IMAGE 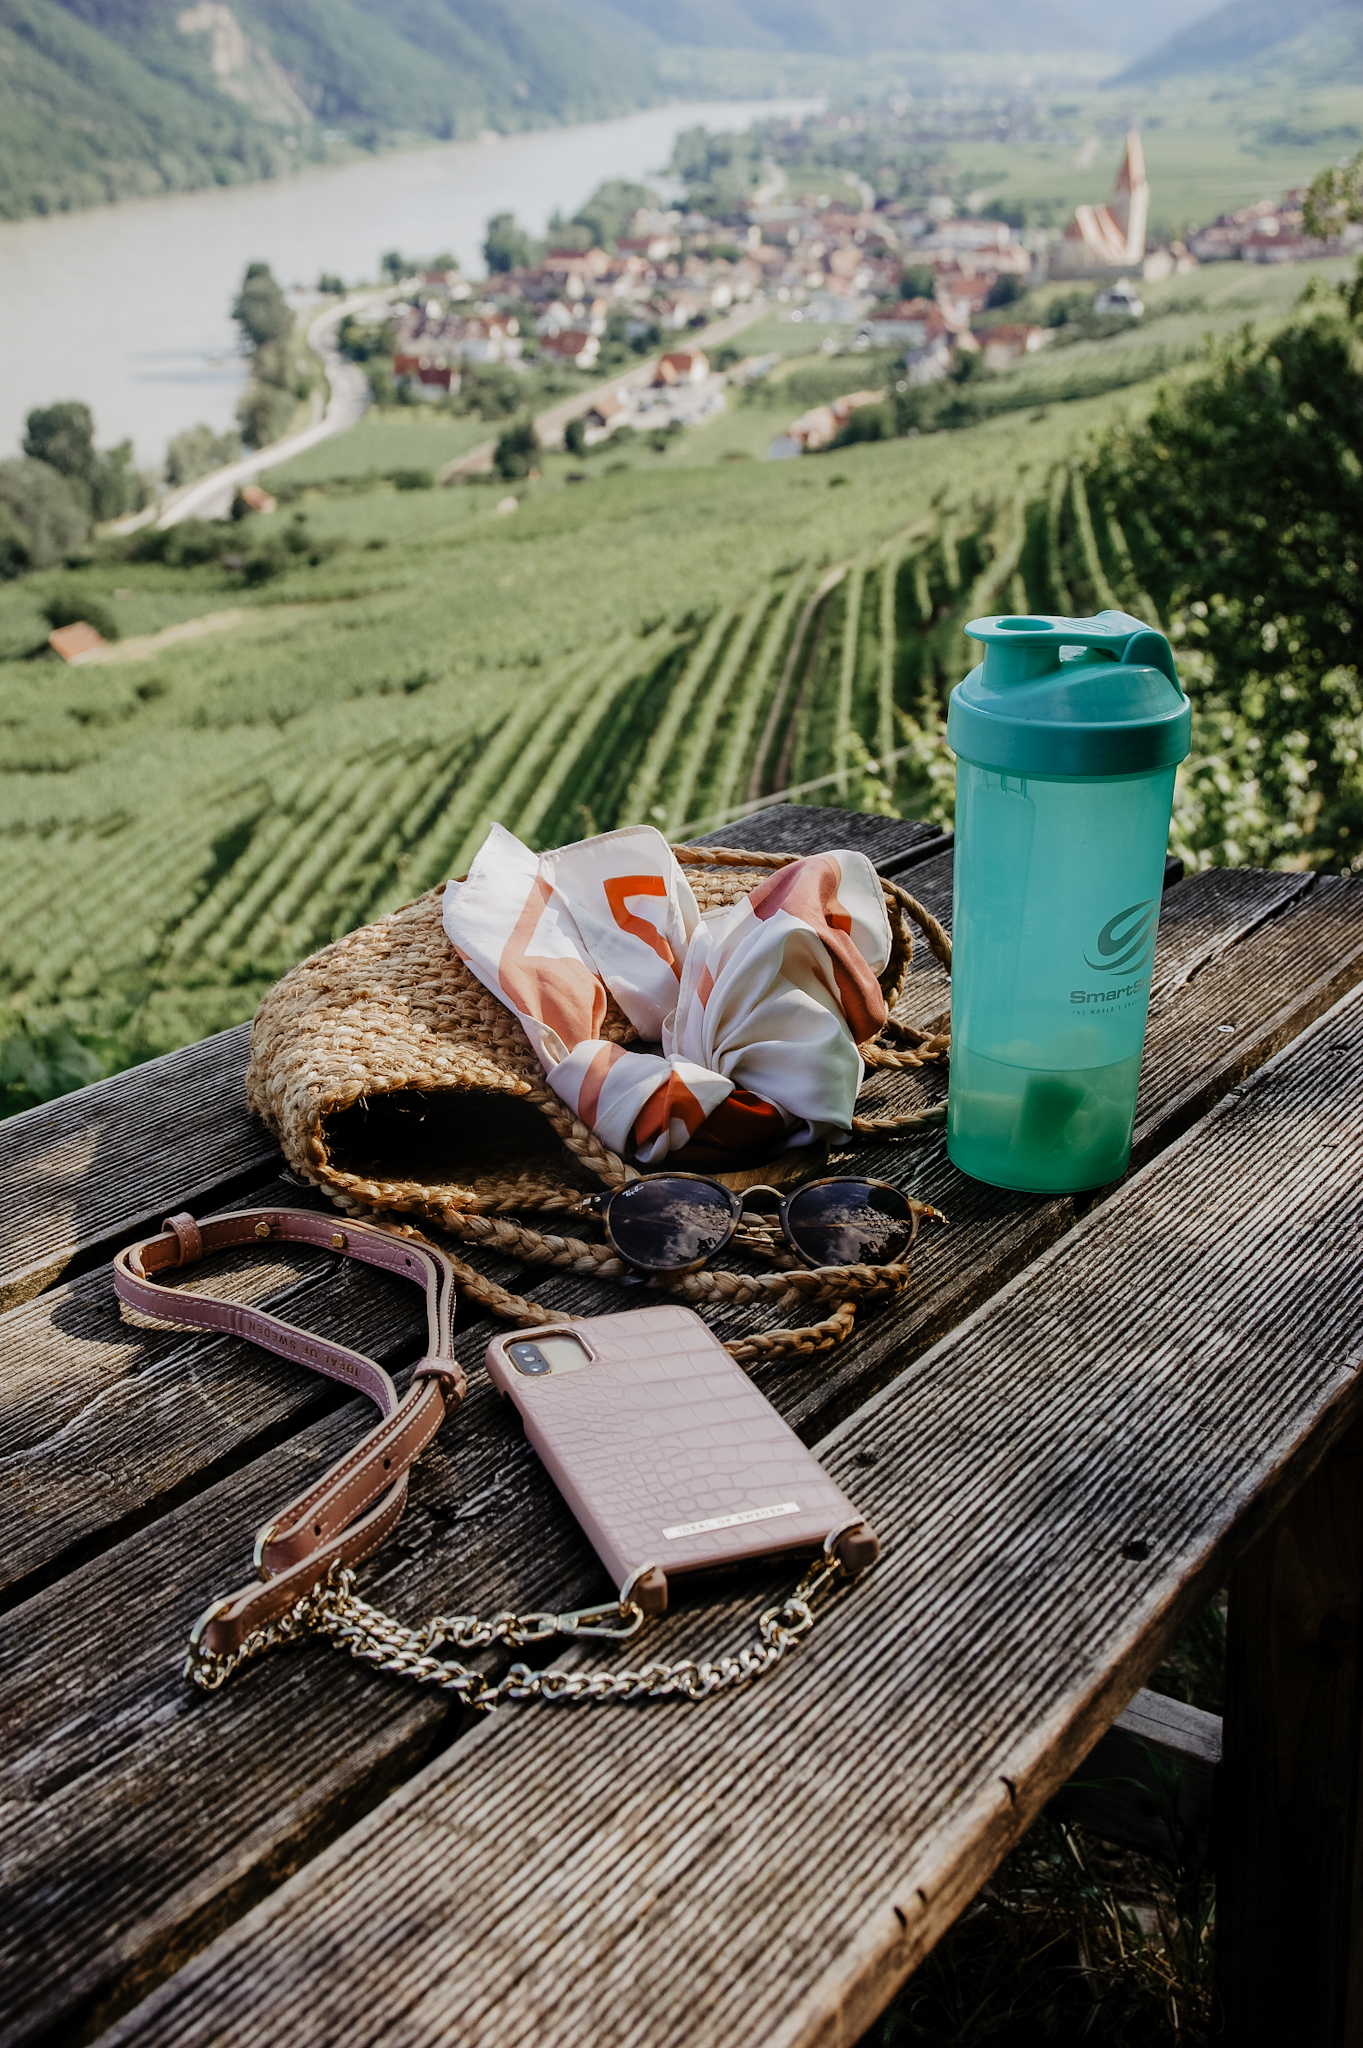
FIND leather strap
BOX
[112,1207,467,1659]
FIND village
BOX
[374,129,1358,463]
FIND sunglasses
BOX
[587,1173,926,1276]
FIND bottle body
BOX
[947,759,1177,1192]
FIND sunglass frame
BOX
[593,1172,915,1276]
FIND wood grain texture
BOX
[0,1180,431,1608]
[768,864,1354,1438]
[695,805,950,869]
[0,865,1333,1616]
[96,977,1363,2048]
[1,819,1356,2048]
[0,1024,272,1311]
[1218,1416,1363,2044]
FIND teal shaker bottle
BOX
[945,611,1192,1193]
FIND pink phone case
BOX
[485,1303,878,1612]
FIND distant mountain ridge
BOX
[570,0,1089,54]
[0,0,654,220]
[1119,0,1362,79]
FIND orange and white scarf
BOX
[443,823,890,1167]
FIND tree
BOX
[232,262,291,350]
[670,126,761,217]
[165,423,242,488]
[21,404,146,522]
[0,458,89,577]
[1088,294,1363,866]
[494,419,540,479]
[0,500,29,581]
[380,250,408,280]
[570,179,659,252]
[88,440,145,522]
[985,274,1024,310]
[483,212,538,274]
[22,401,96,484]
[1304,151,1363,238]
[564,416,587,457]
[900,262,935,301]
[237,382,295,451]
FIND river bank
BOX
[0,100,817,471]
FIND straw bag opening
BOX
[324,1086,601,1190]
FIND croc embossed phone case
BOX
[485,1304,878,1613]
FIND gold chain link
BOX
[185,1553,847,1707]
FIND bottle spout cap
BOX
[950,611,1191,776]
[965,610,1170,688]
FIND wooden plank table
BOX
[2,804,1361,2048]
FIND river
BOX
[0,100,814,471]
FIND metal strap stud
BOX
[331,1232,346,1250]
[255,1221,271,1239]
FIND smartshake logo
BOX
[1071,899,1157,1006]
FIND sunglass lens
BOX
[785,1181,914,1266]
[606,1178,736,1271]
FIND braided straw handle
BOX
[381,1196,940,1370]
[396,842,953,1366]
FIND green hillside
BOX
[0,0,654,220]
[1120,0,1359,81]
[1,251,1357,1110]
[568,0,1086,55]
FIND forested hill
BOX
[1119,0,1363,80]
[564,0,1085,55]
[0,0,655,221]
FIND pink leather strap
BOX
[113,1207,467,1657]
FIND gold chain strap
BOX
[185,1551,848,1706]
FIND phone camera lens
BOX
[508,1342,552,1376]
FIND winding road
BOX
[109,293,381,533]
[112,288,780,527]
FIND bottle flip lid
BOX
[947,611,1192,777]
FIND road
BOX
[108,293,382,534]
[436,293,780,482]
[108,289,781,524]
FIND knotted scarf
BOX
[443,823,890,1168]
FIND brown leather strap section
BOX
[112,1207,468,1657]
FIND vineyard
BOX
[3,257,1358,1101]
[0,458,1177,1072]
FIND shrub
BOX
[133,518,235,569]
[0,458,89,576]
[494,420,540,480]
[0,1027,103,1113]
[43,585,119,641]
[391,468,435,490]
[166,424,241,488]
[237,382,296,451]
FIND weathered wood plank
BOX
[696,804,950,869]
[769,864,1345,1437]
[0,874,1355,2048]
[0,863,1320,1606]
[0,1023,272,1311]
[95,977,1363,2048]
[1217,1416,1363,2043]
[0,1179,428,1610]
[1049,1687,1221,1863]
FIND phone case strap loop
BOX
[113,1207,465,1664]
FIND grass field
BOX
[0,253,1346,1089]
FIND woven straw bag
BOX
[247,843,950,1363]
